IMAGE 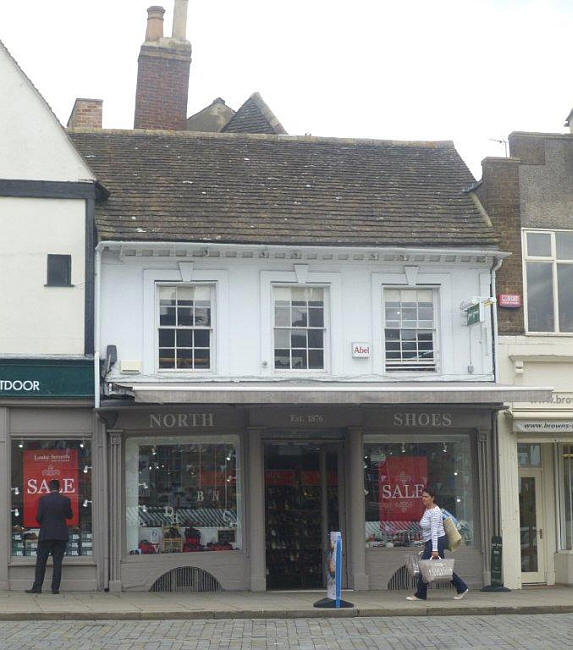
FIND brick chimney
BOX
[134,2,192,131]
[67,98,103,129]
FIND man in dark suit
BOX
[25,479,73,594]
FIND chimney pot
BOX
[145,5,165,42]
[172,0,189,40]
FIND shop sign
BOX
[23,450,79,527]
[514,420,573,433]
[392,412,453,427]
[149,412,215,429]
[378,456,428,521]
[498,294,521,309]
[352,342,370,358]
[466,303,482,326]
[0,360,93,399]
[327,531,343,605]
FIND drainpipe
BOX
[490,255,504,537]
[94,244,102,409]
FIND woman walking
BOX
[406,486,469,601]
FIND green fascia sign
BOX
[0,359,94,399]
[466,303,481,326]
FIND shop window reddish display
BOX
[10,439,93,557]
[125,436,241,554]
[363,436,474,549]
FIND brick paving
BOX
[0,614,572,649]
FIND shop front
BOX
[500,391,573,588]
[101,395,514,593]
[0,359,101,591]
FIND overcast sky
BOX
[2,0,572,177]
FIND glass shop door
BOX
[519,468,546,583]
[264,442,342,590]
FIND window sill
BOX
[123,549,243,561]
[44,283,75,288]
[525,332,573,337]
[10,556,95,565]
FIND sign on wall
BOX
[498,294,522,309]
[0,360,93,398]
[378,456,428,521]
[23,450,79,527]
[352,342,370,358]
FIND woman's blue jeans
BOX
[414,535,468,600]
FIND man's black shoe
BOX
[51,590,59,594]
[25,588,41,594]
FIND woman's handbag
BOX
[418,558,455,583]
[443,516,462,551]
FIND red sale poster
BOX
[378,456,428,522]
[23,449,79,527]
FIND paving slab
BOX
[0,586,571,621]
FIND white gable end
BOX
[0,41,94,182]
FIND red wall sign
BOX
[23,449,79,527]
[498,294,522,308]
[378,456,428,522]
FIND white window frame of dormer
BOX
[371,272,452,377]
[142,269,229,376]
[522,229,573,336]
[260,270,343,377]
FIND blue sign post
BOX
[314,531,354,609]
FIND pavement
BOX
[0,586,572,621]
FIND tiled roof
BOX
[68,129,497,246]
[222,92,286,135]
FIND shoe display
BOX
[453,588,469,600]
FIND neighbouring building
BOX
[476,122,573,588]
[0,40,105,590]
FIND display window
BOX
[559,444,573,550]
[10,439,93,557]
[363,435,474,549]
[125,436,241,555]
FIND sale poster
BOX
[23,449,79,527]
[378,456,428,522]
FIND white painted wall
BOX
[100,250,495,383]
[0,41,94,182]
[0,197,86,355]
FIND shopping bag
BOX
[443,516,462,551]
[418,558,455,583]
[405,552,421,577]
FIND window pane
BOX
[159,329,175,347]
[159,349,175,368]
[159,287,176,302]
[194,349,210,369]
[274,349,290,369]
[308,330,323,348]
[274,329,290,348]
[291,349,307,369]
[194,303,211,327]
[194,330,210,347]
[291,307,307,327]
[526,262,554,332]
[160,306,176,326]
[192,286,211,301]
[176,330,193,348]
[527,232,551,257]
[364,438,473,549]
[558,264,573,332]
[556,233,573,260]
[47,254,71,286]
[308,349,324,369]
[178,307,193,326]
[177,349,193,369]
[126,439,241,554]
[275,307,290,327]
[308,308,324,327]
[291,329,307,348]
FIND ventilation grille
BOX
[150,567,222,593]
[388,565,454,591]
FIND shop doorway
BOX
[264,442,343,590]
[519,468,546,583]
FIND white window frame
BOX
[260,270,342,377]
[143,269,229,376]
[523,229,573,336]
[156,283,216,372]
[371,272,451,377]
[382,287,439,373]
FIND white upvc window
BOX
[524,230,573,334]
[273,286,327,370]
[383,288,438,372]
[157,284,214,370]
